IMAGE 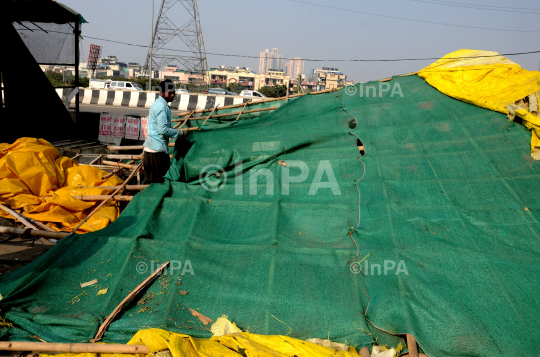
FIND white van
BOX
[110,81,143,91]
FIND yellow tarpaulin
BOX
[418,49,540,159]
[41,328,364,357]
[0,137,123,233]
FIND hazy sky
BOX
[63,0,540,82]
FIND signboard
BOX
[112,114,126,137]
[139,116,149,141]
[87,44,102,71]
[98,113,112,136]
[125,116,140,140]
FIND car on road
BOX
[204,88,238,96]
[110,81,143,91]
[239,90,266,98]
[175,89,190,94]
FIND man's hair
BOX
[158,79,175,95]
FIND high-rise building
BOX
[284,57,304,81]
[259,48,283,74]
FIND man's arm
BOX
[155,107,180,139]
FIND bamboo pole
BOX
[102,160,135,180]
[202,104,220,126]
[109,143,177,150]
[69,162,143,235]
[108,146,144,151]
[171,106,279,123]
[0,226,69,239]
[236,100,251,121]
[88,155,104,165]
[107,145,146,151]
[177,97,280,116]
[0,341,150,354]
[102,161,140,170]
[177,87,338,117]
[105,154,144,160]
[0,204,38,230]
[81,185,149,191]
[92,261,170,342]
[71,195,133,202]
[173,110,194,130]
[398,72,417,77]
[406,335,419,357]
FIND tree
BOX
[225,81,242,94]
[258,84,288,98]
[66,75,89,88]
[45,70,64,87]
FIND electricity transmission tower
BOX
[144,0,209,84]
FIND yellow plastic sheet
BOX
[40,328,363,357]
[418,49,540,158]
[0,137,123,233]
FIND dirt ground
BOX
[0,217,55,276]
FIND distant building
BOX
[207,65,289,90]
[99,55,118,65]
[259,48,283,74]
[283,57,304,82]
[306,67,348,91]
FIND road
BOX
[73,104,151,116]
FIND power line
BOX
[289,0,540,32]
[402,0,540,15]
[19,29,540,63]
[410,0,540,11]
[82,33,540,62]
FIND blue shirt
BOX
[143,96,179,153]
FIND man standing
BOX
[143,79,185,183]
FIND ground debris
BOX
[189,308,212,325]
[80,279,97,288]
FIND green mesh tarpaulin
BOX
[1,75,540,357]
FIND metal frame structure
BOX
[143,0,209,84]
[87,44,102,79]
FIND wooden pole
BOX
[88,155,104,165]
[71,195,133,202]
[69,162,143,235]
[202,103,220,126]
[0,226,69,239]
[108,146,145,151]
[107,146,146,151]
[173,110,194,130]
[102,160,135,180]
[235,100,251,121]
[81,185,149,191]
[105,154,144,160]
[102,161,140,170]
[406,334,419,357]
[171,106,279,123]
[0,341,150,354]
[92,261,170,342]
[0,204,38,230]
[176,96,282,116]
[176,87,337,117]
